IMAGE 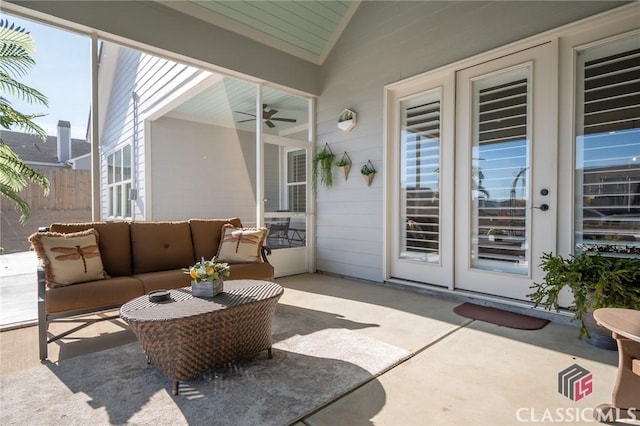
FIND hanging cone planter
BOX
[361,160,376,187]
[336,151,352,180]
[364,173,375,186]
[339,164,352,180]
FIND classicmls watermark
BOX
[558,364,592,402]
[515,363,638,422]
[515,407,638,422]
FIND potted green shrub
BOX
[312,144,335,191]
[527,252,640,349]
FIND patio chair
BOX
[266,217,291,248]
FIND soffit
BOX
[166,76,309,135]
[160,0,361,64]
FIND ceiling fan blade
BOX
[234,111,257,117]
[270,117,297,123]
[265,120,276,128]
[237,118,256,123]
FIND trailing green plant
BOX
[0,19,50,223]
[527,252,640,338]
[312,146,335,191]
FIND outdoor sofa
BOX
[29,217,273,360]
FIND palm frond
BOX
[0,19,36,79]
[0,102,48,139]
[0,182,31,223]
[0,72,47,105]
[0,19,35,53]
[0,19,51,225]
[0,140,50,194]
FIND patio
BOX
[0,252,633,425]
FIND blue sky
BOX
[5,14,90,139]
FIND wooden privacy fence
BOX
[1,167,92,253]
[2,167,91,211]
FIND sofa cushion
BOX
[130,221,195,274]
[189,217,242,261]
[228,262,274,281]
[45,276,144,315]
[49,222,132,276]
[217,224,268,263]
[133,269,192,293]
[29,229,106,288]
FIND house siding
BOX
[315,1,629,282]
[99,44,207,220]
[149,117,257,224]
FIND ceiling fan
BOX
[234,104,297,128]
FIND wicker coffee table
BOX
[120,279,283,395]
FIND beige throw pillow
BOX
[29,228,106,288]
[216,224,268,263]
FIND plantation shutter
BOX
[472,73,529,267]
[401,92,441,261]
[576,37,640,255]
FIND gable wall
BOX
[99,45,206,219]
[315,1,629,282]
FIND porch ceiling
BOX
[160,0,361,64]
[166,76,309,135]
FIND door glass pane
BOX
[399,90,441,263]
[262,87,310,250]
[575,36,640,256]
[471,69,530,274]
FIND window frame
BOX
[105,144,133,219]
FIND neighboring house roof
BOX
[0,130,90,164]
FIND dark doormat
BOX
[453,303,549,330]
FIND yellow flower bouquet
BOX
[184,257,230,297]
[185,257,230,283]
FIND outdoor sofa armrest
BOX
[36,227,49,360]
[260,245,272,263]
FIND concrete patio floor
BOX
[0,252,636,425]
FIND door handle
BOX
[532,204,549,212]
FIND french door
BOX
[454,43,557,300]
[389,43,557,301]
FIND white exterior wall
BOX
[149,117,257,224]
[99,44,207,220]
[315,1,628,282]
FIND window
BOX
[471,70,530,271]
[106,145,132,218]
[400,90,442,263]
[575,34,640,256]
[286,149,306,212]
